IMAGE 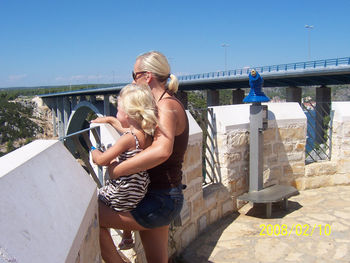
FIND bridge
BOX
[38,57,350,139]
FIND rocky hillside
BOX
[0,97,54,156]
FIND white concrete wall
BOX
[0,140,100,263]
[90,123,122,183]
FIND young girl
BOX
[91,83,158,250]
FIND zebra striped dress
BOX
[98,131,150,212]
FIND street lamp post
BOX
[305,25,314,61]
[221,43,229,71]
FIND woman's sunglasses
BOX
[132,71,147,81]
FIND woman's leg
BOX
[99,200,147,263]
[139,225,169,263]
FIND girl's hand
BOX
[91,117,107,123]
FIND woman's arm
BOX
[108,100,177,179]
[91,133,134,166]
[91,116,129,134]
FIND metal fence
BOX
[301,101,334,164]
[189,107,220,185]
[60,126,103,187]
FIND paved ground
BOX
[179,185,350,263]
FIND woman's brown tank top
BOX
[147,95,189,189]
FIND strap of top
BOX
[123,131,140,150]
[158,88,168,102]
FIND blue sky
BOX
[1,0,349,88]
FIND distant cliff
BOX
[0,97,53,157]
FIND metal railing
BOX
[189,107,220,185]
[178,57,350,81]
[301,101,334,164]
[60,126,103,187]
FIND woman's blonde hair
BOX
[136,51,179,93]
[118,84,158,136]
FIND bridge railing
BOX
[178,57,350,81]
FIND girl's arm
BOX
[91,133,134,166]
[108,100,177,179]
[91,116,129,134]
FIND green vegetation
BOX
[0,96,43,156]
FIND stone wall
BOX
[210,103,307,209]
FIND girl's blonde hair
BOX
[118,84,158,136]
[136,51,179,93]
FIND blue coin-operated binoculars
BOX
[238,69,298,218]
[243,69,270,103]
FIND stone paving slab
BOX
[179,185,350,263]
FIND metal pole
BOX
[305,25,314,60]
[221,43,229,71]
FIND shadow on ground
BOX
[175,212,240,263]
[244,200,303,219]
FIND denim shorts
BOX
[130,185,184,229]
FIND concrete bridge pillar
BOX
[315,85,331,145]
[286,86,302,104]
[176,90,188,109]
[104,95,110,116]
[51,103,57,137]
[207,90,219,106]
[232,88,245,104]
[72,96,77,109]
[56,97,64,139]
[63,96,71,133]
[90,95,96,104]
[80,95,86,102]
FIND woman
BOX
[96,51,189,263]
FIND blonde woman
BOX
[91,83,158,252]
[96,51,189,263]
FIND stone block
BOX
[227,131,249,148]
[333,174,350,185]
[293,178,305,190]
[264,144,272,156]
[278,126,306,141]
[305,161,337,177]
[263,128,276,142]
[283,163,305,177]
[180,223,197,249]
[222,199,235,214]
[198,214,208,233]
[179,200,191,227]
[191,194,204,218]
[185,165,203,184]
[337,160,350,174]
[209,207,219,224]
[304,175,332,189]
[295,142,306,152]
[204,190,217,210]
[183,143,201,169]
[270,166,282,179]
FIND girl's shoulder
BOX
[130,129,151,150]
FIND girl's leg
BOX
[122,230,132,240]
[100,227,125,263]
[139,225,169,263]
[118,230,134,250]
[98,200,147,262]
